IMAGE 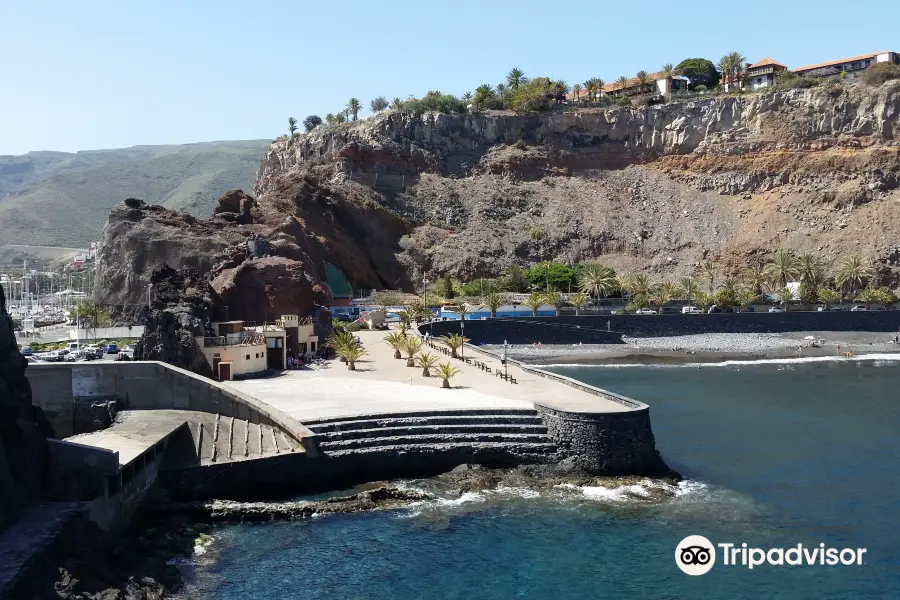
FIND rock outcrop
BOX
[0,284,51,532]
[253,80,900,284]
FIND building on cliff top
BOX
[743,57,788,90]
[794,50,899,79]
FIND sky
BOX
[1,0,898,155]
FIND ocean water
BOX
[176,357,900,599]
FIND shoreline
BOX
[488,331,900,366]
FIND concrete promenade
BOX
[224,329,628,422]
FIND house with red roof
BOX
[744,57,787,90]
[793,51,899,80]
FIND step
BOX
[305,408,538,426]
[260,425,279,454]
[321,424,548,441]
[275,430,296,453]
[231,418,249,458]
[322,441,559,458]
[307,414,542,434]
[318,432,553,451]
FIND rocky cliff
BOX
[0,284,51,533]
[254,80,900,282]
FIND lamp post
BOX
[460,314,465,359]
[502,339,508,379]
[147,283,153,309]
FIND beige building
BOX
[198,321,268,380]
[744,57,787,90]
[794,51,899,79]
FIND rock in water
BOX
[0,283,51,532]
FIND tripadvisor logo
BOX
[675,536,867,575]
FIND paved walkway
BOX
[224,329,628,422]
[65,410,189,468]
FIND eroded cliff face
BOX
[255,81,900,283]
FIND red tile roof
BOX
[747,57,786,69]
[793,51,894,73]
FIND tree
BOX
[369,96,388,112]
[834,255,872,297]
[325,113,336,125]
[737,288,758,309]
[572,83,582,102]
[474,84,497,110]
[433,276,454,299]
[569,292,589,315]
[696,260,717,295]
[584,79,596,102]
[302,115,322,132]
[649,284,673,311]
[525,292,544,316]
[485,292,504,318]
[435,362,459,389]
[440,333,466,358]
[74,301,110,340]
[616,75,629,94]
[798,281,819,305]
[501,265,530,293]
[579,263,618,300]
[391,97,403,110]
[765,249,801,290]
[620,274,650,298]
[450,304,470,322]
[718,51,747,89]
[507,67,526,89]
[461,92,473,104]
[396,310,412,334]
[288,117,298,136]
[543,290,562,315]
[346,98,362,121]
[416,352,439,377]
[776,287,794,308]
[326,331,366,370]
[742,263,769,296]
[636,70,650,90]
[334,112,346,124]
[661,63,675,78]
[713,286,738,308]
[402,336,424,367]
[384,332,405,359]
[527,261,574,291]
[674,58,721,90]
[817,287,841,306]
[692,290,712,310]
[679,276,697,301]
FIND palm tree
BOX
[649,284,672,312]
[621,273,651,298]
[692,290,712,311]
[569,292,588,315]
[415,352,439,377]
[435,362,460,389]
[543,290,562,315]
[765,249,801,290]
[335,112,346,124]
[719,52,747,89]
[524,292,544,316]
[798,253,825,290]
[636,70,650,91]
[462,92,473,104]
[485,292,504,318]
[396,310,412,334]
[737,288,758,309]
[616,76,629,94]
[346,98,361,121]
[777,287,794,308]
[327,331,366,370]
[391,97,403,110]
[583,80,596,102]
[572,83,582,102]
[288,117,298,136]
[440,333,466,359]
[579,263,618,300]
[402,336,424,367]
[451,304,470,322]
[661,63,675,78]
[591,78,605,100]
[817,287,841,306]
[697,260,718,295]
[834,255,872,297]
[678,276,697,301]
[507,67,526,90]
[384,331,405,359]
[742,263,768,296]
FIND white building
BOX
[794,51,899,79]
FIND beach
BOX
[491,331,900,365]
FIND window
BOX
[757,78,762,84]
[245,354,250,360]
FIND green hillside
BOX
[0,140,271,246]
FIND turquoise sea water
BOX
[177,357,900,599]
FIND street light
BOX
[460,315,464,359]
[148,283,153,309]
[502,339,508,379]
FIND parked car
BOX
[104,343,119,354]
[768,307,785,313]
[850,305,869,312]
[85,344,103,357]
[65,353,77,362]
[20,346,32,356]
[636,308,657,315]
[336,314,354,323]
[681,306,702,314]
[707,305,722,313]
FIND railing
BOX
[203,331,265,347]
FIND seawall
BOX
[422,311,900,343]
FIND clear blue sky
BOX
[2,0,896,155]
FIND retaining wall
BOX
[26,362,314,451]
[421,311,900,343]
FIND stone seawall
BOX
[422,311,900,343]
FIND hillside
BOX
[0,140,270,246]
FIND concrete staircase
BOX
[305,409,557,459]
[192,414,301,464]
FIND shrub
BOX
[774,77,820,92]
[398,235,414,250]
[615,95,631,106]
[402,91,467,114]
[528,227,545,240]
[515,139,527,150]
[862,63,900,86]
[506,77,555,113]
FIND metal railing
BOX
[203,331,265,347]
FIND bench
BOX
[510,377,517,384]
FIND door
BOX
[218,362,232,381]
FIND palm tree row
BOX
[326,330,367,370]
[384,333,460,387]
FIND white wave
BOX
[494,486,541,499]
[554,478,705,502]
[542,353,900,369]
